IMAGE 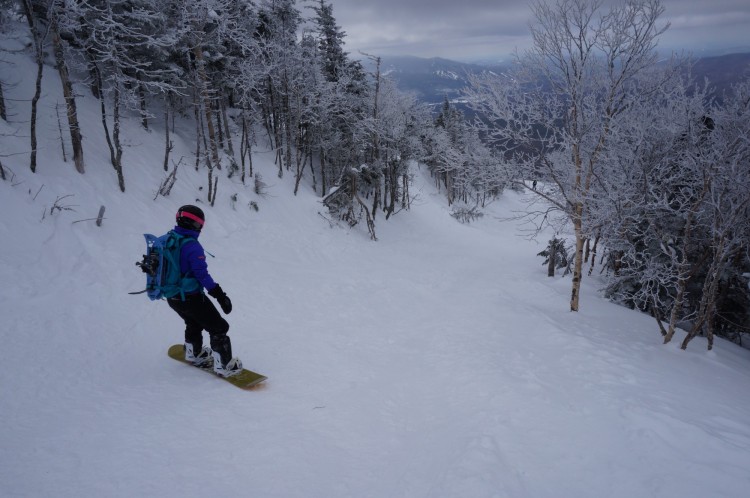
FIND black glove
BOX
[208,284,232,314]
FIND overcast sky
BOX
[324,0,750,62]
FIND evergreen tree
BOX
[310,0,347,83]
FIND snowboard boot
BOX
[210,335,243,377]
[184,343,212,367]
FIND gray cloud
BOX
[326,0,750,61]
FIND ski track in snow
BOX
[2,44,750,498]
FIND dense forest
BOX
[0,0,499,241]
[1,0,748,349]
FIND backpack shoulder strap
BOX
[163,231,186,272]
[168,231,198,261]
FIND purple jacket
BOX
[174,226,217,292]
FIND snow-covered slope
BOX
[2,39,750,498]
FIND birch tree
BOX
[466,0,670,311]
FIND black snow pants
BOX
[168,292,233,362]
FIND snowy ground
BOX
[2,38,750,498]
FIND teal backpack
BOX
[132,230,201,301]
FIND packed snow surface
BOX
[2,42,750,498]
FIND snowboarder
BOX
[161,205,242,377]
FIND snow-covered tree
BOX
[584,71,749,349]
[309,0,347,83]
[165,0,259,201]
[70,0,179,190]
[6,0,440,237]
[678,80,750,349]
[428,98,505,207]
[466,0,671,311]
[20,0,85,174]
[597,75,713,343]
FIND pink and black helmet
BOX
[176,205,205,231]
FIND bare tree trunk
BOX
[284,112,292,175]
[208,170,218,205]
[215,102,224,149]
[402,173,410,209]
[94,62,125,192]
[320,149,327,197]
[112,84,125,192]
[548,239,557,277]
[0,79,6,121]
[240,112,254,182]
[261,82,275,149]
[293,129,309,196]
[385,159,398,219]
[85,47,101,99]
[370,55,383,217]
[651,299,668,337]
[663,272,688,344]
[138,82,148,130]
[588,235,600,276]
[681,248,724,350]
[264,76,284,178]
[584,238,591,263]
[192,46,221,171]
[191,86,205,171]
[163,97,171,171]
[570,206,585,311]
[240,115,248,182]
[51,24,85,174]
[293,153,307,195]
[191,48,222,204]
[371,55,381,163]
[55,102,67,162]
[29,37,44,174]
[22,0,46,173]
[283,71,293,174]
[29,57,42,173]
[372,173,380,220]
[220,98,233,156]
[194,107,202,171]
[446,173,454,206]
[351,173,377,241]
[308,145,317,194]
[96,69,115,168]
[663,186,709,343]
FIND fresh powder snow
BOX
[1,36,750,498]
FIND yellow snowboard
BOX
[167,344,267,390]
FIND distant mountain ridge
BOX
[691,52,750,97]
[374,53,750,106]
[376,56,509,106]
